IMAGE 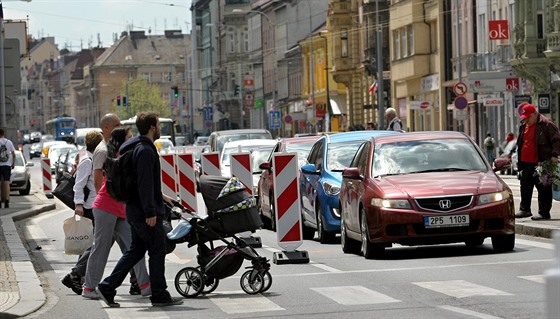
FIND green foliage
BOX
[115,78,171,118]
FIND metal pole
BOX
[456,0,462,82]
[376,0,385,130]
[308,1,315,132]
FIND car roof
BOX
[280,136,321,144]
[372,131,469,144]
[325,130,400,143]
[210,129,270,136]
[223,139,277,148]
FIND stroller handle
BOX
[166,200,200,219]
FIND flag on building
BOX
[368,80,378,93]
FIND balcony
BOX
[328,1,351,15]
[465,46,513,73]
[547,32,560,52]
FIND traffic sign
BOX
[453,82,468,96]
[269,110,281,129]
[538,93,551,113]
[454,96,468,110]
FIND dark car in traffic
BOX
[339,131,515,259]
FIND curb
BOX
[0,202,56,318]
[515,222,558,239]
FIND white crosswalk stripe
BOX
[311,286,401,305]
[413,280,512,298]
[209,290,284,314]
[518,275,545,284]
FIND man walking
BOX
[97,112,181,307]
[385,108,402,131]
[483,132,496,165]
[0,128,16,208]
[514,103,560,220]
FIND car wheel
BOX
[360,209,384,259]
[19,180,31,196]
[341,218,360,254]
[317,203,336,244]
[491,234,515,253]
[464,237,485,247]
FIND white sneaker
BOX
[141,286,152,297]
[82,289,100,300]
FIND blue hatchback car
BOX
[300,131,400,243]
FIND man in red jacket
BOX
[515,103,560,220]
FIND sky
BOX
[3,0,192,50]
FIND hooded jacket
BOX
[119,136,164,221]
[517,113,560,163]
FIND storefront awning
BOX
[329,99,342,115]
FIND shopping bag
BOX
[63,215,93,255]
[52,172,89,210]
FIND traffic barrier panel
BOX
[42,158,53,198]
[177,153,198,213]
[201,152,221,176]
[271,152,308,264]
[230,152,262,248]
[160,153,177,199]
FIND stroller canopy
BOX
[199,175,254,213]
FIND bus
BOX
[120,116,176,145]
[45,117,77,143]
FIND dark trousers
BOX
[519,162,552,217]
[98,217,167,299]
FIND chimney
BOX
[164,30,183,38]
[130,31,146,39]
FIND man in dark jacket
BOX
[97,112,182,307]
[515,103,560,220]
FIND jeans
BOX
[485,149,495,166]
[98,217,168,299]
[519,162,552,217]
[84,209,149,291]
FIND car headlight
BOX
[371,198,412,209]
[322,181,340,195]
[478,190,510,205]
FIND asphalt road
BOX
[16,154,558,319]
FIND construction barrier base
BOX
[241,236,262,248]
[46,193,54,199]
[273,250,310,265]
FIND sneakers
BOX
[96,287,120,308]
[82,288,99,300]
[129,282,141,295]
[515,211,532,218]
[4,201,9,208]
[531,214,551,221]
[129,283,152,296]
[151,291,183,307]
[61,273,83,295]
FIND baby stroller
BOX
[167,175,271,298]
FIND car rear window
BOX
[327,141,364,171]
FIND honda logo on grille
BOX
[439,199,451,209]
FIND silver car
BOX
[11,151,33,195]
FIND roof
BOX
[326,130,400,143]
[280,136,321,144]
[372,131,469,144]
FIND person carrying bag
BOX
[63,215,94,255]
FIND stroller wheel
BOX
[240,270,264,295]
[260,271,272,293]
[174,267,204,298]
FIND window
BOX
[407,25,414,56]
[537,0,544,39]
[393,30,400,60]
[341,28,348,57]
[243,27,249,52]
[401,29,407,57]
[228,31,236,53]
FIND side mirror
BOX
[259,161,271,170]
[301,163,319,175]
[342,167,362,180]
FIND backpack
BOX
[484,137,495,150]
[0,141,9,162]
[104,142,141,203]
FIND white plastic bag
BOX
[63,215,93,255]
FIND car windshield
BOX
[327,141,364,171]
[372,138,488,177]
[286,141,316,167]
[251,147,274,172]
[14,154,24,167]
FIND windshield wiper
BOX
[413,168,470,173]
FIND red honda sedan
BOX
[340,131,515,259]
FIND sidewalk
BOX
[0,179,559,318]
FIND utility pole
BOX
[308,1,315,133]
[376,0,385,130]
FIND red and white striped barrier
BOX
[201,152,221,176]
[272,152,308,264]
[230,152,253,195]
[160,153,177,199]
[42,158,53,198]
[177,153,198,213]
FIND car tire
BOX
[491,234,515,253]
[317,203,336,244]
[361,209,384,259]
[464,238,485,247]
[302,223,315,240]
[20,180,31,196]
[341,218,360,254]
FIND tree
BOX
[112,77,171,119]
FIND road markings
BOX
[438,305,503,319]
[515,238,554,250]
[210,291,284,314]
[413,280,512,298]
[518,275,545,284]
[309,261,342,273]
[102,299,171,319]
[311,286,400,305]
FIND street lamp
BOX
[0,0,32,129]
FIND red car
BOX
[258,135,320,230]
[340,131,515,259]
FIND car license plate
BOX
[424,214,469,228]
